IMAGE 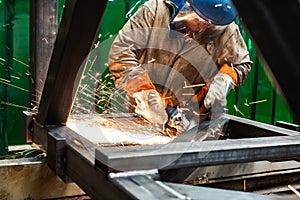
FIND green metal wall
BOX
[226,21,294,124]
[0,0,294,156]
[0,0,30,155]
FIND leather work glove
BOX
[204,73,234,111]
[122,70,156,96]
[204,63,238,111]
[133,89,168,125]
[117,68,168,124]
[192,64,238,113]
[191,85,209,114]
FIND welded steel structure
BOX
[25,0,300,199]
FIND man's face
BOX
[171,11,211,37]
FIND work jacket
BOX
[108,0,252,108]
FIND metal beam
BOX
[30,0,58,108]
[95,135,300,173]
[163,182,294,200]
[160,160,300,183]
[225,114,300,138]
[36,0,107,125]
[110,172,289,200]
[47,126,132,199]
[44,123,300,199]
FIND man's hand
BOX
[204,73,234,110]
[133,89,168,125]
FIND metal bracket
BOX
[47,131,73,183]
[22,111,34,143]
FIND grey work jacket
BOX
[108,0,252,107]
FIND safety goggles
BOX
[169,1,226,38]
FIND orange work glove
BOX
[203,63,238,111]
[191,63,238,114]
[121,71,168,125]
[122,71,156,96]
[218,63,238,87]
[191,85,209,114]
[159,93,175,108]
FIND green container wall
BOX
[226,21,293,124]
[0,0,295,156]
[0,0,8,155]
[0,0,30,155]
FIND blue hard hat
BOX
[170,0,186,10]
[169,0,187,22]
[187,0,237,25]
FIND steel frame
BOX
[96,118,300,172]
[26,0,300,199]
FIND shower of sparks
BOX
[234,104,246,118]
[88,55,98,71]
[10,75,20,80]
[42,37,49,44]
[100,32,112,40]
[1,101,29,110]
[13,57,29,67]
[73,69,135,115]
[0,78,29,92]
[244,99,249,106]
[68,53,169,139]
[1,24,10,28]
[94,41,100,48]
[87,72,101,84]
[244,99,267,106]
[248,99,267,105]
[183,81,205,88]
[147,58,156,63]
[182,93,195,96]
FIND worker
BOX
[108,0,252,134]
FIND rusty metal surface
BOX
[30,0,58,107]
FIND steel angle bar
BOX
[110,173,290,200]
[95,135,300,172]
[36,0,108,126]
[163,182,294,200]
[224,114,300,138]
[30,0,58,106]
[276,121,300,132]
[160,160,300,183]
[110,174,192,200]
